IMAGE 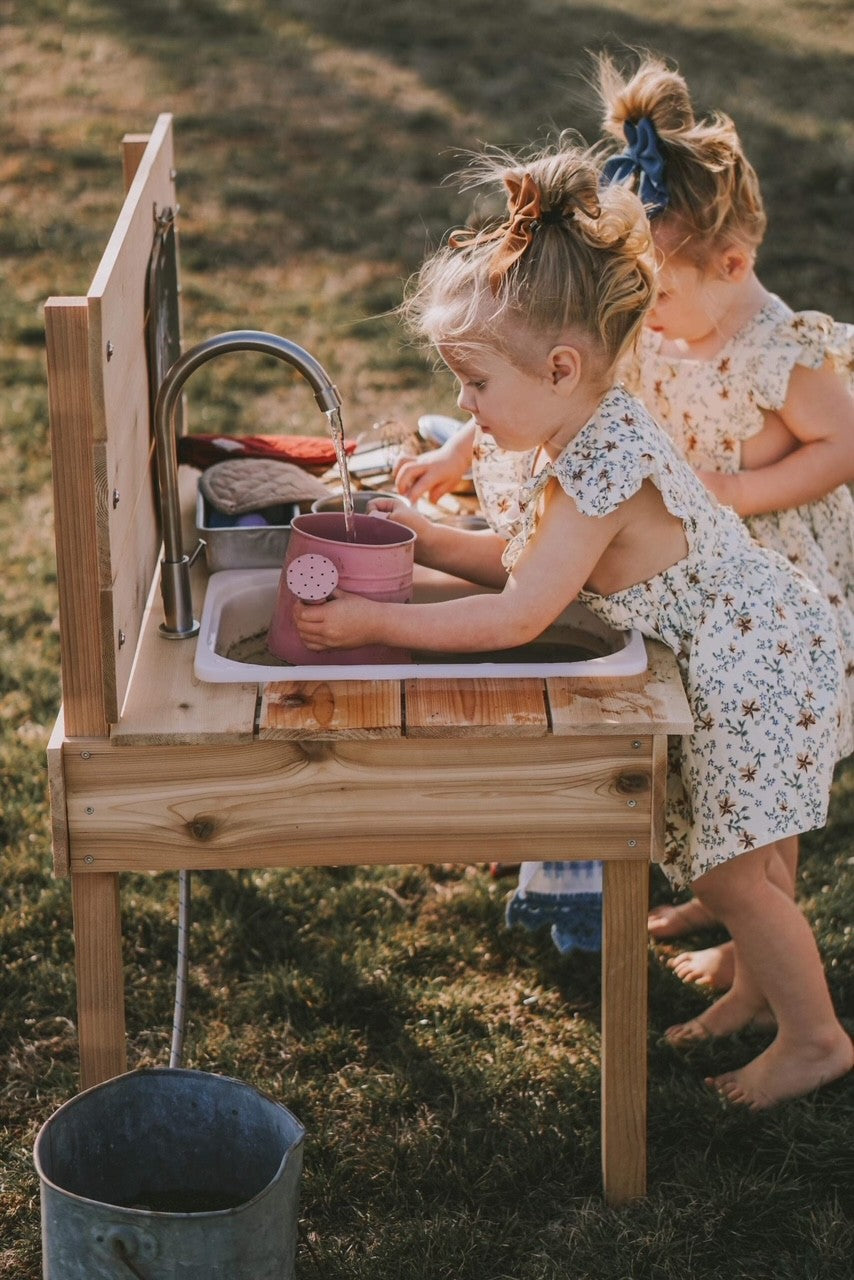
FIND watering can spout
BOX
[152,331,342,638]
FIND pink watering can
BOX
[267,511,417,665]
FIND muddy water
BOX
[225,630,599,667]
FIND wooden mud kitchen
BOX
[44,116,693,1205]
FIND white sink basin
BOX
[194,567,647,683]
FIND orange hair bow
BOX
[450,171,545,295]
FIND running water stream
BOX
[326,407,356,541]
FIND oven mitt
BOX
[199,458,330,517]
[178,433,356,472]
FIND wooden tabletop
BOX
[112,470,693,748]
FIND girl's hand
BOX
[365,497,440,561]
[394,449,464,503]
[365,495,416,522]
[292,590,380,652]
[394,425,474,503]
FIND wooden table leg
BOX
[72,872,127,1088]
[601,858,648,1204]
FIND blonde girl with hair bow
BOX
[596,51,854,993]
[294,144,853,1108]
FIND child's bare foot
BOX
[664,988,772,1045]
[648,898,716,939]
[707,1030,854,1109]
[667,941,736,991]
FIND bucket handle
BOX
[100,1227,153,1279]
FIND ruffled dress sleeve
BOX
[501,389,672,571]
[747,310,854,423]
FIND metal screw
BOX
[631,740,642,749]
[627,839,637,848]
[80,750,91,760]
[84,855,95,865]
[112,489,121,508]
[118,630,126,648]
[627,799,637,808]
[85,806,94,815]
[106,340,114,361]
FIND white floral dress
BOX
[503,386,852,889]
[627,299,854,696]
[471,427,537,538]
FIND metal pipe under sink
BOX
[153,330,342,638]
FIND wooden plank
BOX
[547,640,694,736]
[121,133,151,192]
[113,463,261,742]
[88,113,176,445]
[113,467,259,743]
[404,677,548,736]
[62,735,653,871]
[601,858,648,1204]
[87,114,178,722]
[260,681,403,738]
[45,297,110,737]
[46,710,70,878]
[650,734,668,864]
[72,873,128,1087]
[111,575,260,746]
[43,297,128,1066]
[113,490,256,742]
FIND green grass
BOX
[1,1,852,1275]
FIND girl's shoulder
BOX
[550,387,686,516]
[745,297,854,411]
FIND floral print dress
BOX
[471,426,536,539]
[503,386,851,889]
[628,299,854,698]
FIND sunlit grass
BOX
[1,1,852,1276]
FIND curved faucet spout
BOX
[153,330,342,638]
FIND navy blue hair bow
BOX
[601,116,669,216]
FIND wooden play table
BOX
[44,117,693,1206]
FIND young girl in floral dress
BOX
[400,55,854,982]
[294,143,852,1108]
[596,53,854,990]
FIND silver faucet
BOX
[153,330,342,638]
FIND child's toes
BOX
[664,1017,712,1047]
[706,1072,749,1106]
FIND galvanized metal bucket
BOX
[34,1068,305,1280]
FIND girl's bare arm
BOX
[699,360,854,516]
[295,482,622,654]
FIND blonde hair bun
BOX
[596,51,766,260]
[402,142,656,375]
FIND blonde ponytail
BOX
[596,52,766,262]
[402,143,655,374]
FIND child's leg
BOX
[666,836,799,991]
[650,836,799,941]
[668,841,852,1108]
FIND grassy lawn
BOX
[1,1,852,1275]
